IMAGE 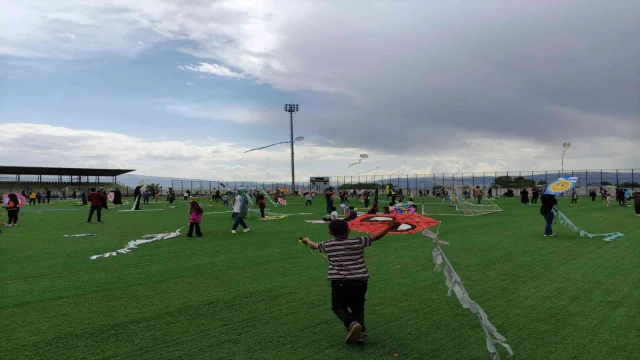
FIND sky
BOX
[1,0,638,182]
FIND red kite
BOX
[348,213,439,235]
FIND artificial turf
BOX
[1,196,638,359]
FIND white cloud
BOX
[1,124,636,183]
[179,62,248,79]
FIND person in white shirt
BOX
[330,207,339,220]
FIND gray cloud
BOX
[3,0,639,171]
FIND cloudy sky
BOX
[1,0,638,181]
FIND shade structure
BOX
[348,213,440,235]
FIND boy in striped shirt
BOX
[300,219,398,344]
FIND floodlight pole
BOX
[285,104,299,193]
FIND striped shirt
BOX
[317,236,372,280]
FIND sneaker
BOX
[243,228,250,233]
[356,333,366,344]
[346,322,362,345]
[549,234,556,237]
[231,230,237,234]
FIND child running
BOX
[187,200,204,237]
[299,219,399,344]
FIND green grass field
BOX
[1,196,638,360]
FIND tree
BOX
[600,181,612,186]
[493,175,535,188]
[494,176,513,188]
[146,183,160,195]
[537,180,548,185]
[620,182,640,188]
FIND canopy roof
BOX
[0,166,134,177]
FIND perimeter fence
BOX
[170,169,638,197]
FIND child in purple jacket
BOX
[188,200,204,237]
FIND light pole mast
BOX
[284,104,299,193]
[562,142,571,173]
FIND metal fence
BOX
[170,169,638,196]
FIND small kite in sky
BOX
[348,154,368,168]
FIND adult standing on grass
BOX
[87,188,106,223]
[540,193,557,237]
[231,187,251,234]
[133,186,142,210]
[474,186,484,204]
[45,188,51,203]
[299,219,399,345]
[256,190,266,219]
[634,191,640,216]
[325,187,335,214]
[520,188,529,205]
[5,193,20,226]
[531,186,540,204]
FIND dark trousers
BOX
[331,280,368,332]
[364,199,370,207]
[531,195,539,204]
[134,196,141,210]
[326,200,333,214]
[619,199,625,206]
[188,222,202,237]
[8,209,19,224]
[542,212,554,235]
[591,195,596,201]
[305,200,312,206]
[477,196,483,204]
[143,198,149,205]
[232,216,248,230]
[635,202,640,215]
[259,203,265,218]
[571,198,578,204]
[46,196,50,203]
[29,199,35,205]
[87,205,102,222]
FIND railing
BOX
[168,169,638,196]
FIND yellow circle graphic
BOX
[549,179,571,192]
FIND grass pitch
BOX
[1,196,638,359]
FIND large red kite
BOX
[348,213,439,235]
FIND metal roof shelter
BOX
[0,166,135,183]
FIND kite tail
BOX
[348,159,362,168]
[553,207,624,242]
[245,141,290,153]
[423,229,514,359]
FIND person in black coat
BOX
[531,186,540,204]
[113,189,122,205]
[540,193,558,237]
[520,188,529,205]
[133,186,142,210]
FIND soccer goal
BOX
[420,180,502,216]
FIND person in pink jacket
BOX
[187,200,204,237]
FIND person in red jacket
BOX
[87,188,107,223]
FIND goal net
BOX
[420,180,502,216]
